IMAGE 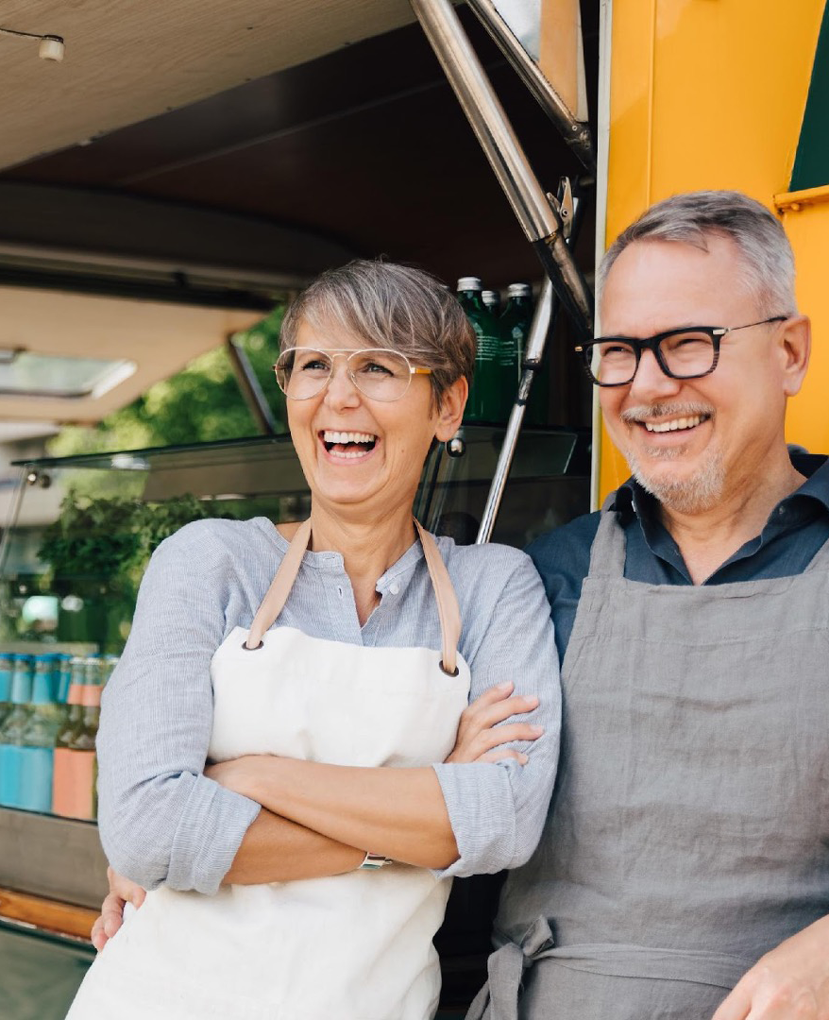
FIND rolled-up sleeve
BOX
[431,556,560,878]
[96,523,261,895]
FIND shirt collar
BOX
[612,451,829,580]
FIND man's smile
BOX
[641,413,709,433]
[619,404,715,444]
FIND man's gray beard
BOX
[624,443,726,514]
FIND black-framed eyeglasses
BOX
[575,317,787,387]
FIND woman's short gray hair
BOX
[598,191,797,317]
[280,259,475,405]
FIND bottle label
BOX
[473,326,500,362]
[18,747,54,813]
[52,748,96,820]
[0,745,24,808]
[80,686,102,708]
[10,674,32,704]
[66,683,85,706]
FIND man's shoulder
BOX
[526,510,602,597]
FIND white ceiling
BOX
[0,0,417,172]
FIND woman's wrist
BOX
[205,755,287,810]
[247,755,287,810]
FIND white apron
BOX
[68,520,471,1020]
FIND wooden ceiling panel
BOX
[0,0,417,171]
[3,14,581,286]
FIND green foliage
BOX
[48,304,288,459]
[28,492,231,651]
[38,492,227,586]
[38,494,142,581]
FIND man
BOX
[468,190,829,1020]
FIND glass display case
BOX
[0,426,589,1011]
[1,426,588,661]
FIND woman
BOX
[68,260,560,1020]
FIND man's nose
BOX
[629,348,682,400]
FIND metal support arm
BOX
[410,0,593,339]
[225,334,279,436]
[475,278,555,544]
[464,0,596,175]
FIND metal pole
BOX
[464,0,596,175]
[0,466,30,576]
[476,278,555,544]
[225,334,279,436]
[410,0,593,339]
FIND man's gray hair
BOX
[598,191,797,317]
[280,259,475,405]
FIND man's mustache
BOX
[619,402,716,425]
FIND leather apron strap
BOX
[413,518,461,676]
[245,518,461,674]
[246,518,312,649]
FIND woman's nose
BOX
[323,359,361,408]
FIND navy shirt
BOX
[528,453,829,662]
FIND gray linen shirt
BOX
[96,518,561,895]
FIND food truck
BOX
[1,1,827,1015]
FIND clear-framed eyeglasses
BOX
[575,317,787,387]
[274,347,433,402]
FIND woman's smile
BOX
[319,429,380,462]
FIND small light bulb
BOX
[38,36,64,62]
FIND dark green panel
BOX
[0,925,94,1020]
[791,2,829,191]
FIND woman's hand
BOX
[205,756,273,800]
[446,681,542,764]
[90,866,146,952]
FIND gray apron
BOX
[468,500,829,1020]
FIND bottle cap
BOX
[481,290,500,306]
[507,283,532,298]
[456,277,482,292]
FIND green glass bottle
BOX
[496,284,528,422]
[501,284,548,425]
[457,277,502,424]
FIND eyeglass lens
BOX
[589,330,716,385]
[275,348,413,401]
